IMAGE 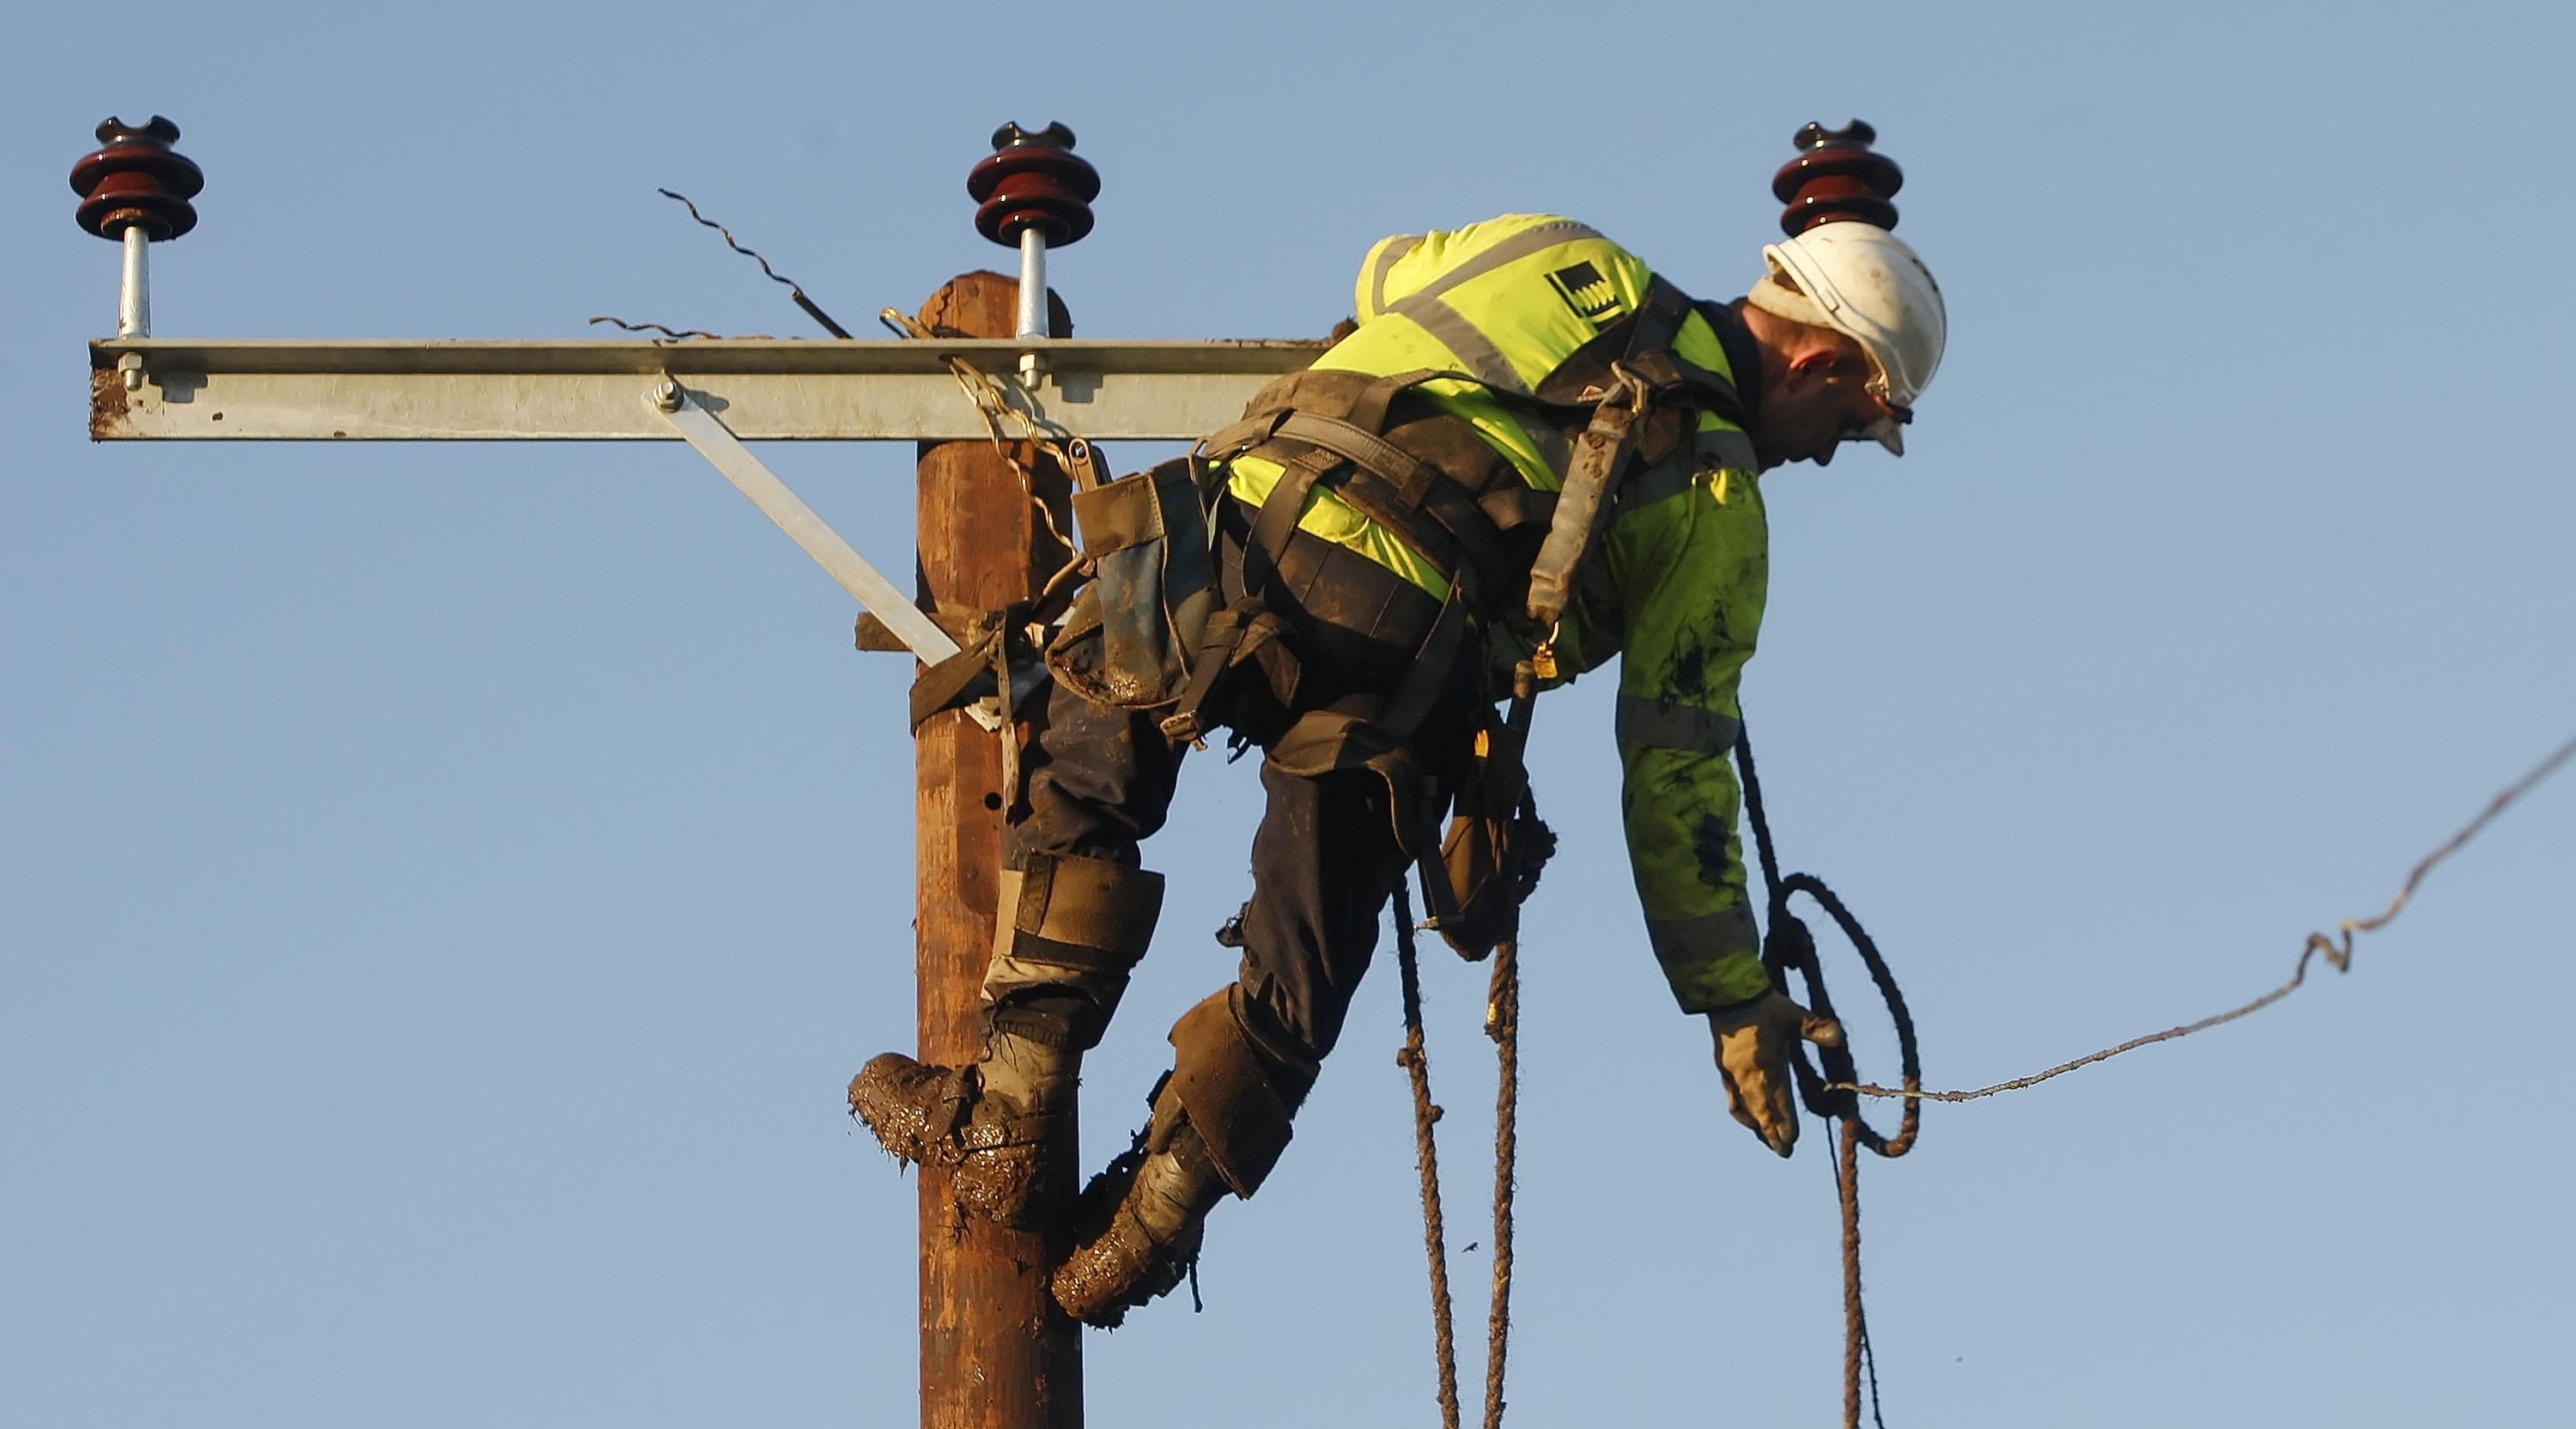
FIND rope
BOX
[1726,723,2570,1425]
[1838,1121,1862,1429]
[1481,938,1521,1429]
[876,306,1084,562]
[1829,1119,1891,1429]
[1392,883,1464,1429]
[1389,714,2567,1429]
[1393,882,1526,1429]
[1834,729,2576,1104]
[1735,726,1921,1429]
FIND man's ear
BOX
[1781,348,1840,395]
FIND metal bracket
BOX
[648,376,1005,732]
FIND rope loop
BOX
[1733,722,1910,1429]
[1733,728,1923,1158]
[1769,874,1921,1158]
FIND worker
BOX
[853,133,1946,1327]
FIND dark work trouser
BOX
[993,497,1477,1102]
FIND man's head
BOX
[1735,301,1906,470]
[1735,223,1946,470]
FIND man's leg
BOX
[848,678,1184,1228]
[1052,760,1413,1325]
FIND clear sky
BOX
[6,3,2573,1425]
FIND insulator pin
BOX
[967,122,1099,249]
[71,115,204,242]
[1771,119,1903,237]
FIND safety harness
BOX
[1149,278,1740,942]
[1200,284,1715,676]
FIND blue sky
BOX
[5,2,2573,1425]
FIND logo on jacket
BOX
[1545,260,1623,328]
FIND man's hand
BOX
[1706,991,1844,1157]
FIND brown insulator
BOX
[70,116,203,242]
[1771,119,1902,237]
[967,121,1099,248]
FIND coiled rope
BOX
[1735,726,1921,1429]
[1391,716,2567,1429]
[1389,719,1913,1429]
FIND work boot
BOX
[848,1025,1073,1231]
[850,854,1165,1230]
[1049,988,1314,1325]
[1050,1113,1228,1329]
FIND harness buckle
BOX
[1157,711,1207,749]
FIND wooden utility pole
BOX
[912,269,1081,1429]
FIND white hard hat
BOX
[1745,224,1946,455]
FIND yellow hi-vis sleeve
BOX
[1605,452,1773,1012]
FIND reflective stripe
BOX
[1616,433,1754,514]
[1648,904,1758,960]
[1406,218,1605,306]
[1367,234,1421,318]
[1644,906,1767,1012]
[1396,295,1533,394]
[1616,693,1741,753]
[1618,453,1697,512]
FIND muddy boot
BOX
[1052,989,1309,1327]
[847,1025,1077,1229]
[848,854,1163,1230]
[1052,1096,1228,1328]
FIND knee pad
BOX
[1163,989,1307,1197]
[983,854,1165,1048]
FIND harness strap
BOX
[1243,445,1340,598]
[1157,444,1338,745]
[1522,277,1700,628]
[1525,368,1647,629]
[1382,589,1468,739]
[1475,485,1554,534]
[1333,466,1500,606]
[1248,388,1536,606]
[1203,368,1461,459]
[1276,410,1440,506]
[1161,278,1739,744]
[1157,605,1252,746]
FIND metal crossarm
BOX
[88,337,1327,442]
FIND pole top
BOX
[1771,119,1903,236]
[71,115,204,242]
[967,122,1099,249]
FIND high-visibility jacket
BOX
[1227,214,1773,1014]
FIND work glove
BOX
[1705,991,1844,1158]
